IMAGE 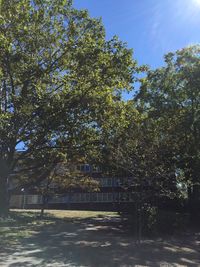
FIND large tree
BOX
[0,0,137,216]
[137,45,200,222]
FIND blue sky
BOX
[74,0,200,68]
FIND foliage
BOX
[102,45,200,229]
[136,45,200,220]
[0,0,137,216]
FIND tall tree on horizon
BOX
[136,45,200,222]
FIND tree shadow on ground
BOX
[0,212,200,267]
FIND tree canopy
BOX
[137,46,200,220]
[0,0,137,216]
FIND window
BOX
[80,193,86,202]
[86,193,90,202]
[26,195,41,204]
[76,164,91,173]
[84,164,90,172]
[112,178,119,187]
[92,165,101,173]
[113,192,119,202]
[101,178,108,187]
[49,195,66,203]
[107,193,113,202]
[71,193,78,203]
[91,193,97,202]
[107,178,112,187]
[102,193,108,202]
[97,193,103,202]
[100,178,113,187]
[63,194,70,203]
[70,193,92,203]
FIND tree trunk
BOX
[188,184,200,225]
[0,176,9,217]
[40,194,49,218]
[40,195,46,218]
[0,160,9,217]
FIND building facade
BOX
[10,164,134,211]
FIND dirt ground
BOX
[0,210,200,267]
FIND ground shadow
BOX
[0,212,200,267]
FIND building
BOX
[10,163,134,211]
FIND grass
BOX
[11,208,118,219]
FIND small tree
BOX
[32,162,99,217]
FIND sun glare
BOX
[193,0,200,6]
